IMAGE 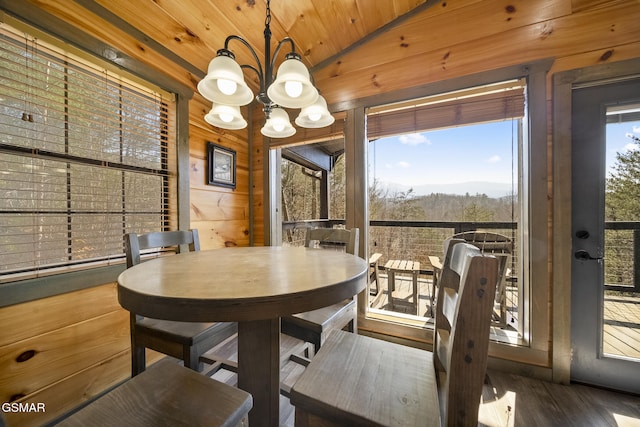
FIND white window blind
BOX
[0,23,176,279]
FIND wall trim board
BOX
[0,265,125,309]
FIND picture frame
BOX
[207,142,236,189]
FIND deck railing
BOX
[283,220,640,292]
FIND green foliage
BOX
[604,134,640,287]
[607,144,640,221]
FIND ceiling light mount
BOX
[198,0,334,138]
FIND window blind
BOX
[367,80,526,140]
[0,22,176,279]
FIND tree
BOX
[606,135,640,221]
[605,133,640,286]
[462,201,495,222]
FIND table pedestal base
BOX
[238,319,280,427]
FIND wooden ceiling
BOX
[102,1,425,66]
[11,0,639,117]
[89,0,430,98]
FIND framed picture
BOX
[207,142,236,189]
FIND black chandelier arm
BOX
[239,64,263,88]
[240,64,261,76]
[270,37,297,72]
[223,34,265,89]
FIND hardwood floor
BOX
[198,332,640,427]
[480,370,640,427]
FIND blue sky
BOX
[606,121,640,176]
[368,120,517,188]
[368,118,640,195]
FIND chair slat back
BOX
[433,239,498,426]
[125,230,200,268]
[304,228,359,256]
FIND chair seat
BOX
[286,299,355,332]
[290,330,440,427]
[134,320,238,372]
[57,359,252,427]
[136,318,220,344]
[281,299,357,354]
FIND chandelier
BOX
[197,0,334,138]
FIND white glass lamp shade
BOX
[261,107,296,138]
[295,95,334,128]
[204,104,247,130]
[197,55,254,106]
[266,58,319,108]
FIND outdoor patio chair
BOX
[451,231,513,327]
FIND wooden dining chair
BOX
[125,230,237,376]
[56,359,252,427]
[290,240,499,426]
[451,231,513,326]
[280,228,359,355]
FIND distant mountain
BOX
[378,181,515,198]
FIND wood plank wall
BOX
[189,95,251,250]
[0,284,161,426]
[1,1,639,425]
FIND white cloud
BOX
[487,155,501,164]
[624,143,639,152]
[398,133,430,146]
[633,126,640,133]
[397,161,411,168]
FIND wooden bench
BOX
[56,359,252,427]
[384,259,421,314]
[290,240,499,427]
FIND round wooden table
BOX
[117,246,368,427]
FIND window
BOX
[0,22,175,280]
[366,80,527,342]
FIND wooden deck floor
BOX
[369,273,518,326]
[604,293,640,359]
[371,273,640,359]
[198,332,640,427]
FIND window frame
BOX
[345,60,552,369]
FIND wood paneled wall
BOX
[0,284,161,426]
[189,95,251,249]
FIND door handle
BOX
[574,250,603,261]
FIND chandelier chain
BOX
[265,0,271,28]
